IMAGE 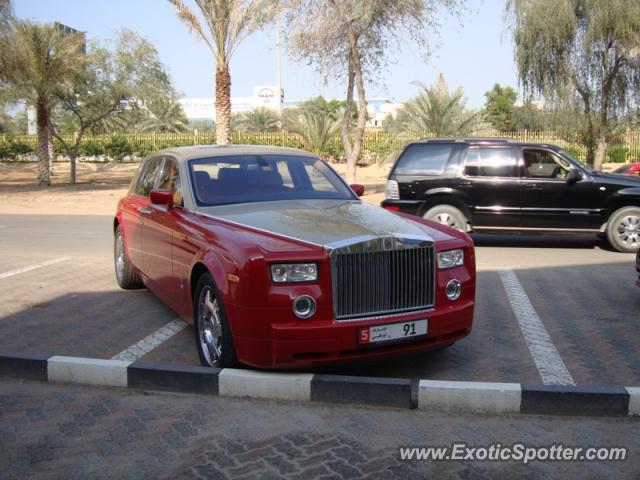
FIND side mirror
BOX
[566,169,583,185]
[350,184,365,197]
[149,189,174,209]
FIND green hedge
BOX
[2,130,640,164]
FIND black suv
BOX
[381,138,640,253]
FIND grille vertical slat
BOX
[333,246,435,320]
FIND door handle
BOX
[137,207,152,215]
[524,184,543,191]
[460,181,473,187]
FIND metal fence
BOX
[2,129,640,162]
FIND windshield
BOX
[557,148,594,173]
[188,154,355,206]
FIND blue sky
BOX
[14,0,519,108]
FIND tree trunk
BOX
[70,131,80,184]
[340,60,355,162]
[47,122,54,176]
[215,65,231,146]
[36,99,51,186]
[344,25,368,185]
[594,135,607,172]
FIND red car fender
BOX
[188,249,231,314]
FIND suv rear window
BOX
[393,144,455,175]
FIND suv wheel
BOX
[424,205,468,232]
[606,206,640,253]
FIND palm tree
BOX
[168,0,278,145]
[236,106,280,131]
[139,97,190,133]
[284,105,342,157]
[395,75,480,137]
[0,21,85,184]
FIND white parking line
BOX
[0,256,71,280]
[111,319,188,362]
[499,269,575,386]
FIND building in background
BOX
[178,86,402,129]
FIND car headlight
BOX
[437,249,464,269]
[270,263,318,283]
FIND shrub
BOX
[606,146,628,163]
[0,141,33,159]
[78,140,105,157]
[104,135,133,161]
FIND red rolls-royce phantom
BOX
[114,145,475,369]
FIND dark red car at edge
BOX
[114,146,475,369]
[612,163,640,176]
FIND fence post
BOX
[152,132,156,150]
[193,128,198,145]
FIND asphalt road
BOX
[0,213,638,386]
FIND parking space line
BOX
[111,319,188,362]
[0,257,71,280]
[499,270,575,386]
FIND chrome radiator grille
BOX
[333,246,435,320]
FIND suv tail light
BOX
[386,180,399,200]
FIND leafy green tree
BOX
[236,106,280,132]
[138,97,189,133]
[88,31,181,134]
[508,0,640,170]
[0,21,85,184]
[284,100,342,157]
[483,83,517,131]
[512,101,548,131]
[168,0,278,146]
[287,0,466,183]
[391,75,479,136]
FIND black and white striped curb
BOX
[1,352,638,417]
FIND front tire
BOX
[114,225,144,289]
[193,273,238,368]
[424,205,468,232]
[606,206,640,253]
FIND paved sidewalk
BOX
[1,379,638,479]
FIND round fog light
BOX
[293,295,316,319]
[446,279,461,301]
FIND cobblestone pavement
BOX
[1,379,638,479]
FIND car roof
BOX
[151,144,316,162]
[408,137,563,149]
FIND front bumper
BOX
[232,300,474,369]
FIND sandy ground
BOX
[0,161,389,215]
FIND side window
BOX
[523,149,571,179]
[464,147,517,177]
[135,158,163,196]
[394,144,455,175]
[157,158,183,205]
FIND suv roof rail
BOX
[417,137,514,144]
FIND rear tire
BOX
[193,273,239,368]
[424,205,468,232]
[114,225,144,289]
[606,206,640,253]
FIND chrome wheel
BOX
[115,230,125,282]
[434,212,460,229]
[197,287,222,366]
[615,215,640,248]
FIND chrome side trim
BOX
[473,226,601,233]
